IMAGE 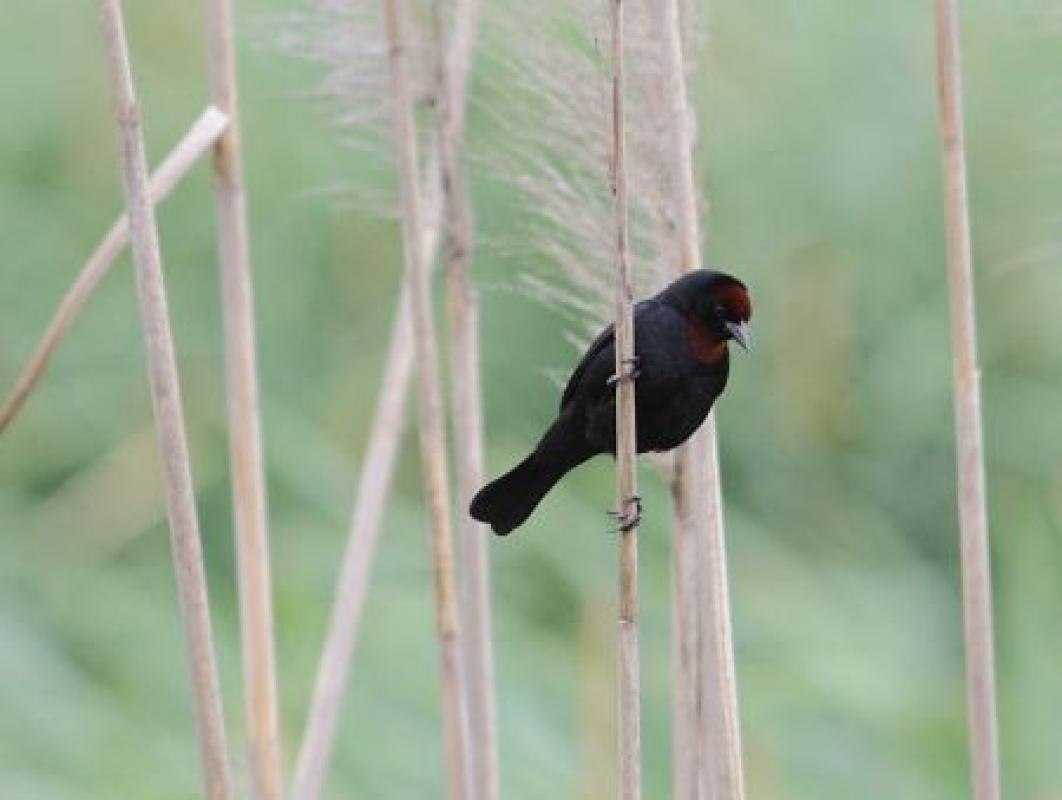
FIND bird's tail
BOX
[470,415,593,536]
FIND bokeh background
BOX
[2,1,1061,798]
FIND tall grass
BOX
[288,2,484,796]
[932,1,1001,798]
[609,3,643,798]
[647,0,746,794]
[204,1,282,796]
[382,0,474,795]
[433,0,499,796]
[7,0,1054,797]
[97,1,233,797]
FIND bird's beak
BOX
[725,320,752,351]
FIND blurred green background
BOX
[2,1,1061,798]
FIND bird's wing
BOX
[559,299,664,410]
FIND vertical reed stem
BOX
[694,423,744,798]
[610,1,641,797]
[933,3,1001,799]
[651,0,745,796]
[383,0,474,797]
[98,3,233,798]
[290,272,419,800]
[433,0,498,798]
[202,2,282,798]
[667,451,699,800]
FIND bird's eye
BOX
[713,304,726,318]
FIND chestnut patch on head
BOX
[685,314,728,364]
[713,282,752,323]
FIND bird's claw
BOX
[607,356,641,388]
[607,495,643,532]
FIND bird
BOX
[470,269,752,535]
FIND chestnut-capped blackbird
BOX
[470,269,752,535]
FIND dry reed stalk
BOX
[202,2,282,798]
[649,0,745,796]
[693,421,743,799]
[290,2,479,797]
[288,181,445,800]
[289,270,421,800]
[609,2,641,798]
[382,0,474,797]
[289,271,421,800]
[648,1,706,796]
[933,3,1001,799]
[479,0,676,349]
[666,494,697,800]
[97,2,232,798]
[432,0,498,798]
[0,106,229,433]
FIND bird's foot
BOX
[607,495,643,532]
[607,356,641,388]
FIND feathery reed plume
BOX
[609,1,642,797]
[288,1,479,796]
[432,0,499,798]
[203,3,282,797]
[97,2,232,798]
[477,0,674,346]
[274,0,436,212]
[647,0,745,796]
[0,107,229,433]
[933,2,1001,799]
[382,0,474,797]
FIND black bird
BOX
[470,269,752,535]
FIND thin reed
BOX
[97,1,233,797]
[647,0,746,795]
[609,2,642,798]
[204,2,283,797]
[933,1,1001,798]
[382,0,474,796]
[433,0,500,797]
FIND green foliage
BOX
[2,0,1061,797]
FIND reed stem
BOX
[383,0,474,795]
[203,2,282,796]
[650,0,745,795]
[933,2,1001,798]
[98,3,233,797]
[609,1,642,797]
[433,0,498,797]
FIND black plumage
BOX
[470,269,752,535]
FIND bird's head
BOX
[667,270,753,351]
